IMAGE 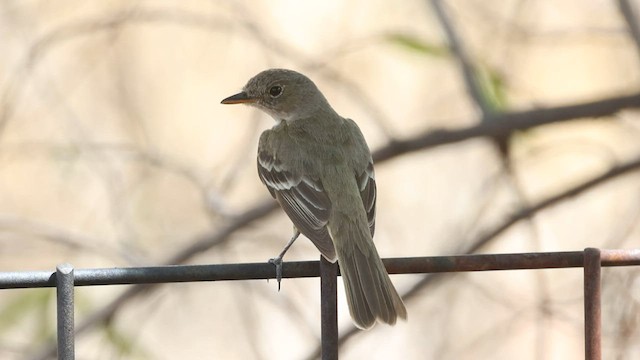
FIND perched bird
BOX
[221,69,407,329]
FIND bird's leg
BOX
[269,227,301,291]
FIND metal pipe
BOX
[56,263,75,360]
[384,251,586,274]
[600,248,640,266]
[584,248,602,360]
[1,250,638,289]
[320,257,338,360]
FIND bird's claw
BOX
[268,256,283,291]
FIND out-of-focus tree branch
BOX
[0,7,398,143]
[430,0,493,116]
[430,0,517,163]
[373,91,640,162]
[429,3,560,353]
[0,8,234,139]
[617,0,640,61]
[0,216,119,259]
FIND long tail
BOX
[329,217,407,329]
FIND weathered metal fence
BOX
[1,247,639,360]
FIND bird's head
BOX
[221,69,331,123]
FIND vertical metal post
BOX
[583,248,601,360]
[56,263,75,360]
[320,256,338,360]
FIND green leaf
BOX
[476,65,508,112]
[385,33,449,57]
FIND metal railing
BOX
[1,248,639,360]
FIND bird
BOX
[221,68,407,329]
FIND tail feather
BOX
[340,259,376,328]
[357,252,397,323]
[331,218,407,329]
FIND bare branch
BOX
[0,216,121,261]
[0,6,398,143]
[373,91,640,162]
[430,0,492,115]
[617,0,640,61]
[0,8,234,139]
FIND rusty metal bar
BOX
[0,249,636,360]
[584,248,602,360]
[383,249,640,273]
[56,263,75,360]
[1,250,640,290]
[383,251,586,273]
[320,256,338,360]
[0,262,320,289]
[599,248,640,265]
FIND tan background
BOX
[1,1,639,359]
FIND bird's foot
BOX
[268,256,284,291]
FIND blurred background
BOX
[1,0,640,359]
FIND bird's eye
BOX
[269,85,283,98]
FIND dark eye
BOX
[269,85,283,98]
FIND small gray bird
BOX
[221,69,407,329]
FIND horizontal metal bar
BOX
[1,249,638,289]
[386,249,640,274]
[385,251,586,273]
[0,262,320,289]
[599,248,640,265]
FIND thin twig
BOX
[430,0,492,116]
[0,216,121,261]
[373,91,640,162]
[617,0,640,61]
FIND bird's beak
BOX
[221,91,256,105]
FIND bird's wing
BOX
[356,160,376,237]
[257,150,336,261]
